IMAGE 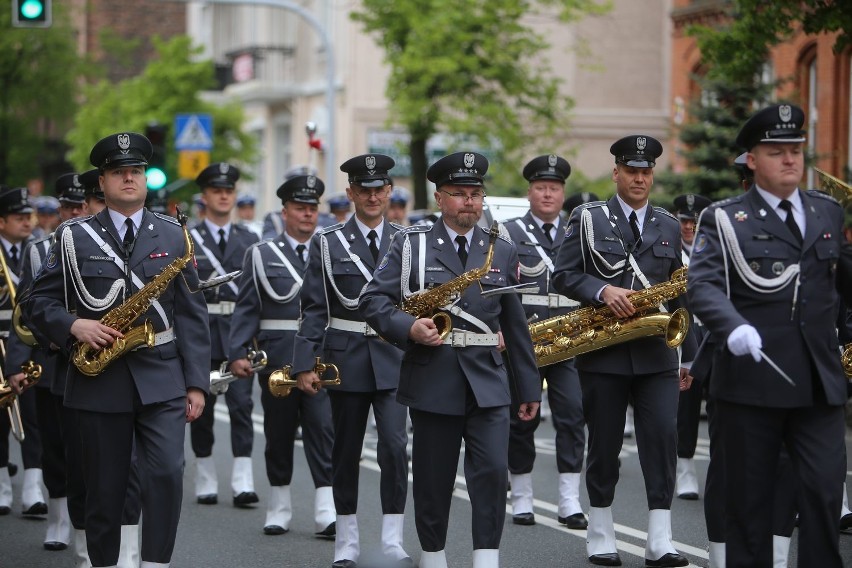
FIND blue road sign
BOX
[175,114,213,151]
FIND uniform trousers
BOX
[676,378,703,458]
[509,360,584,474]
[258,372,333,487]
[580,369,679,509]
[327,389,408,514]
[716,399,845,568]
[0,384,42,469]
[77,395,185,567]
[190,359,254,458]
[35,388,65,497]
[409,386,509,551]
[65,403,141,530]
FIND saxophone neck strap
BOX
[190,228,239,295]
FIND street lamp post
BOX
[192,0,336,185]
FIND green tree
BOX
[352,0,610,209]
[66,36,256,204]
[0,0,91,185]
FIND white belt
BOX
[207,301,235,315]
[132,327,175,351]
[328,317,378,337]
[260,319,300,331]
[521,294,579,308]
[441,330,500,347]
[0,309,12,321]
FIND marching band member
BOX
[359,151,541,568]
[292,154,411,568]
[227,174,335,537]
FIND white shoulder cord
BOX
[400,232,426,300]
[190,228,239,295]
[253,242,301,303]
[30,239,50,277]
[320,233,365,310]
[513,219,552,277]
[62,226,125,310]
[581,206,628,277]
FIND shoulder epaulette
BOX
[58,215,93,229]
[153,212,181,226]
[389,222,406,231]
[318,222,344,235]
[479,224,512,244]
[806,189,841,205]
[652,206,678,221]
[578,200,606,211]
[399,224,432,235]
[31,233,53,246]
[711,194,744,209]
[232,223,252,233]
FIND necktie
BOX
[542,223,554,244]
[295,244,306,265]
[9,245,18,267]
[779,200,803,244]
[122,218,135,255]
[367,230,379,262]
[628,211,642,247]
[455,235,468,267]
[217,228,227,254]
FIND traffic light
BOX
[144,123,168,191]
[12,0,51,28]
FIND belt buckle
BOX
[451,332,467,347]
[220,302,234,316]
[364,325,379,337]
[548,295,560,308]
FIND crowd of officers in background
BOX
[0,100,850,568]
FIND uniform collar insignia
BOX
[437,238,444,245]
[148,223,153,230]
[758,208,767,217]
[478,239,484,246]
[734,211,748,221]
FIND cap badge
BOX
[306,176,316,189]
[547,154,558,167]
[734,211,748,222]
[117,134,130,154]
[73,175,81,188]
[463,153,475,168]
[219,163,230,174]
[636,137,647,152]
[365,155,376,171]
[779,105,792,123]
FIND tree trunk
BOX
[409,134,428,210]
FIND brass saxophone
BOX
[814,167,851,206]
[0,240,36,347]
[72,210,194,376]
[400,222,500,340]
[842,343,851,379]
[530,267,690,367]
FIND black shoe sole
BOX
[43,541,68,551]
[22,502,48,516]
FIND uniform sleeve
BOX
[174,237,211,393]
[552,208,609,304]
[686,207,750,341]
[359,233,417,349]
[227,245,262,363]
[291,232,329,374]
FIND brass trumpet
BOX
[0,337,42,442]
[0,244,36,347]
[268,357,341,397]
[209,348,268,395]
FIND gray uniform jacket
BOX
[25,208,211,412]
[687,188,847,407]
[552,196,696,375]
[291,216,403,391]
[191,222,259,361]
[358,220,541,415]
[228,235,304,369]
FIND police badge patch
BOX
[693,232,707,254]
[378,253,390,270]
[45,250,58,270]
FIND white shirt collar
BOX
[615,195,649,228]
[354,216,383,242]
[0,236,18,257]
[754,185,802,214]
[108,208,144,238]
[443,225,475,251]
[283,233,310,253]
[203,218,232,240]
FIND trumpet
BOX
[210,348,268,395]
[0,338,41,442]
[268,357,341,397]
[0,243,36,347]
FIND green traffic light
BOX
[146,167,167,190]
[20,0,44,19]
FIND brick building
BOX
[670,0,852,189]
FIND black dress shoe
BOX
[331,560,357,568]
[315,521,336,538]
[43,541,68,551]
[645,552,689,567]
[22,501,47,516]
[7,463,17,477]
[263,524,288,535]
[589,553,622,566]
[841,512,852,532]
[558,512,588,529]
[233,491,259,507]
[0,506,9,516]
[512,512,536,525]
[197,494,218,505]
[676,492,698,501]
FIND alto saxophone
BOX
[72,210,195,376]
[400,222,499,340]
[530,267,690,367]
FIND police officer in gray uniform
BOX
[292,154,411,568]
[189,163,261,507]
[688,103,848,568]
[24,132,210,568]
[553,135,695,567]
[227,173,335,537]
[360,151,541,568]
[504,154,587,530]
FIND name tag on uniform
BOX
[88,255,114,261]
[338,257,354,263]
[425,266,444,272]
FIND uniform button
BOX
[462,302,469,308]
[764,249,769,254]
[97,269,102,274]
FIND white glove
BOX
[727,324,762,362]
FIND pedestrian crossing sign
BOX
[175,114,213,151]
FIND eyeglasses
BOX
[352,187,390,199]
[440,190,486,203]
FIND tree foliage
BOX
[351,0,610,208]
[0,0,92,185]
[66,36,256,203]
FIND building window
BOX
[798,44,817,189]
